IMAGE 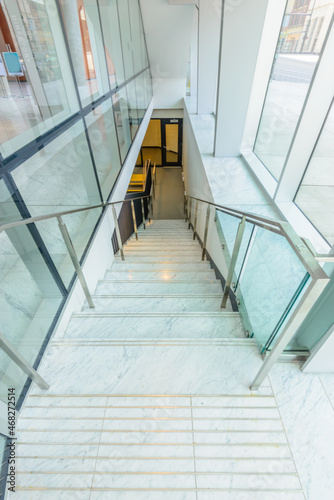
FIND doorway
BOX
[141,118,183,167]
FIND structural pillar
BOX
[197,0,221,115]
[214,0,269,157]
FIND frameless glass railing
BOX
[185,195,330,389]
[216,213,309,352]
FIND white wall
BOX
[183,104,228,278]
[140,0,195,108]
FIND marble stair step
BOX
[16,457,293,474]
[110,262,212,271]
[65,312,244,339]
[104,270,217,280]
[53,339,255,347]
[147,220,187,226]
[132,233,194,239]
[114,255,204,262]
[94,280,223,295]
[124,241,200,248]
[137,229,191,234]
[82,296,231,313]
[123,249,202,256]
[8,491,306,500]
[12,392,302,497]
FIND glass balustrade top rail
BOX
[185,195,329,281]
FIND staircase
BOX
[11,220,304,499]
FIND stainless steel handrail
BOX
[185,194,330,390]
[185,194,328,279]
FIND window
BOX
[294,100,334,245]
[254,0,334,180]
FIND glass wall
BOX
[254,0,334,180]
[294,100,334,245]
[0,0,79,158]
[85,99,122,201]
[59,0,109,107]
[0,0,151,410]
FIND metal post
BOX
[152,166,156,199]
[112,205,124,260]
[141,198,146,230]
[57,216,95,308]
[184,194,187,221]
[187,197,191,223]
[221,216,246,308]
[250,277,329,390]
[147,197,151,223]
[131,200,138,240]
[188,198,192,230]
[202,204,211,261]
[193,199,199,240]
[150,195,154,220]
[0,331,49,390]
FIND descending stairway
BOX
[11,220,305,499]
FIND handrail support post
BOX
[202,204,211,260]
[221,216,246,308]
[112,205,125,260]
[0,331,49,390]
[57,216,95,308]
[188,198,192,230]
[193,199,199,240]
[131,200,138,240]
[141,198,146,230]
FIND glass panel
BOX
[166,150,179,163]
[295,101,334,245]
[59,0,109,106]
[144,68,153,104]
[0,180,64,404]
[98,0,125,88]
[143,120,161,147]
[112,87,132,162]
[135,73,147,124]
[11,120,102,287]
[254,0,334,180]
[126,80,139,139]
[128,0,148,74]
[166,124,179,153]
[0,0,79,158]
[117,0,134,80]
[215,211,254,289]
[85,99,122,201]
[235,225,308,350]
[142,147,162,166]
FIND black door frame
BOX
[161,118,183,166]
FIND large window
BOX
[254,0,334,180]
[59,0,109,106]
[295,99,334,244]
[0,0,79,158]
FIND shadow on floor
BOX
[153,167,184,219]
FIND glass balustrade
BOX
[215,208,311,353]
